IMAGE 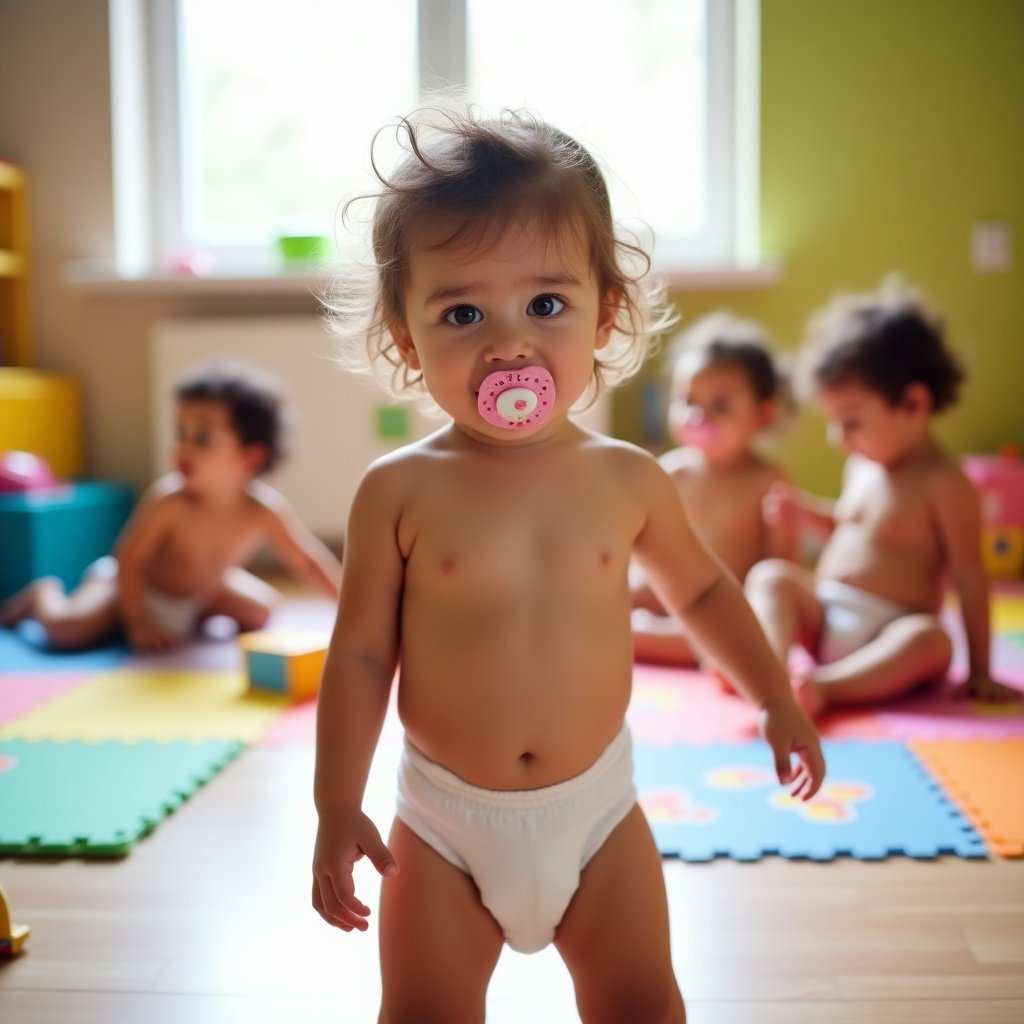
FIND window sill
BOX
[63,259,783,298]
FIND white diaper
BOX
[396,724,637,954]
[86,556,203,638]
[816,579,914,664]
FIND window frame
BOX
[108,0,760,281]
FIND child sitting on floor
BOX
[0,359,342,652]
[745,276,1020,716]
[631,311,797,665]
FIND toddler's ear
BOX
[902,382,932,417]
[595,288,623,350]
[390,320,421,370]
[759,397,780,428]
[244,444,270,476]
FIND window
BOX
[110,0,758,278]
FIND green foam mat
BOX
[0,738,243,857]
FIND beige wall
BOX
[0,0,317,494]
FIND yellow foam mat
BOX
[992,591,1024,633]
[0,669,287,742]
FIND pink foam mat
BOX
[0,673,89,727]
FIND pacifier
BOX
[680,421,719,449]
[477,366,555,430]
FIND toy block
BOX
[0,883,30,956]
[0,480,134,600]
[238,629,328,702]
[0,368,83,478]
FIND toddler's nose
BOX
[484,323,533,363]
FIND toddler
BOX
[746,277,1020,716]
[1,359,342,651]
[310,106,824,1022]
[632,311,796,665]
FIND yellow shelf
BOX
[0,161,31,365]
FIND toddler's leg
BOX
[744,559,824,666]
[201,567,279,633]
[0,573,120,649]
[378,818,503,1023]
[555,805,685,1024]
[802,613,952,712]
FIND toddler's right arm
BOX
[312,463,404,932]
[763,481,835,539]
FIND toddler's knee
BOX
[744,558,794,598]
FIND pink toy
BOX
[0,451,58,493]
[963,452,1024,526]
[477,366,555,430]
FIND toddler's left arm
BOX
[633,454,825,797]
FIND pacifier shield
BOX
[477,367,555,429]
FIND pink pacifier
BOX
[680,421,719,449]
[477,366,555,430]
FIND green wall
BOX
[614,0,1024,497]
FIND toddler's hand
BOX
[127,616,179,653]
[958,671,1023,703]
[759,696,826,800]
[762,482,800,530]
[312,806,398,933]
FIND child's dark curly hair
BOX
[174,359,288,474]
[669,311,789,405]
[798,276,964,412]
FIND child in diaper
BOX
[0,359,342,651]
[311,104,825,1022]
[631,311,798,666]
[745,276,1021,716]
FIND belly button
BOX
[519,751,535,766]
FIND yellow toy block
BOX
[0,884,30,957]
[238,629,328,702]
[982,526,1024,581]
[0,368,83,478]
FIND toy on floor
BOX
[0,883,30,956]
[238,629,328,702]
[0,450,57,493]
[963,447,1024,580]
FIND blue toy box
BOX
[0,482,134,601]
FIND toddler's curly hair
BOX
[798,276,964,412]
[323,104,676,403]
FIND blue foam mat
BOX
[0,622,131,672]
[635,739,986,862]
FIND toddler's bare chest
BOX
[404,474,632,592]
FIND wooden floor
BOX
[2,730,1023,1023]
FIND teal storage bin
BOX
[0,482,134,601]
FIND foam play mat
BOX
[910,738,1024,857]
[0,738,243,857]
[0,623,131,672]
[635,739,986,862]
[0,668,288,743]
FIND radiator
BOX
[151,317,609,542]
